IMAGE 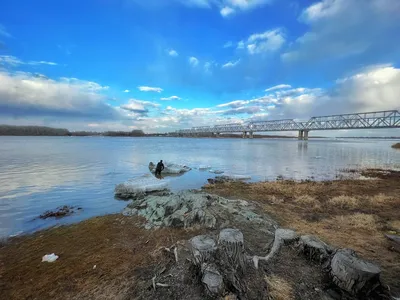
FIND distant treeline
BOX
[0,125,146,137]
[0,125,70,136]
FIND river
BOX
[0,136,399,237]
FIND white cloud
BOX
[189,56,199,67]
[0,70,119,119]
[328,64,400,113]
[0,55,58,67]
[282,0,400,64]
[220,6,235,17]
[223,41,233,48]
[120,99,160,114]
[60,77,109,91]
[167,49,178,57]
[160,95,181,101]
[265,84,292,92]
[0,55,23,66]
[138,86,163,93]
[123,89,130,93]
[0,24,11,38]
[237,40,245,49]
[245,29,286,54]
[178,0,272,16]
[222,59,240,68]
[28,61,58,66]
[237,28,286,55]
[217,100,249,108]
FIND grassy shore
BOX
[1,169,399,299]
[392,142,400,149]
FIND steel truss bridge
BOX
[173,110,400,140]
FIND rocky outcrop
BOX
[122,191,276,231]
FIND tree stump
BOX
[189,235,217,265]
[218,228,246,270]
[330,249,381,295]
[298,235,332,263]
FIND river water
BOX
[0,136,399,237]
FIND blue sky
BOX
[0,0,400,133]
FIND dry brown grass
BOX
[204,170,400,294]
[368,193,394,206]
[388,220,400,231]
[328,195,359,209]
[392,143,400,149]
[295,195,321,212]
[0,215,206,300]
[265,275,294,300]
[337,213,377,230]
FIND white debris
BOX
[115,174,168,199]
[209,169,224,174]
[198,165,212,171]
[149,162,191,174]
[219,173,251,180]
[42,253,59,263]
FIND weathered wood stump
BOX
[189,235,217,265]
[298,235,332,263]
[218,228,246,270]
[330,249,381,296]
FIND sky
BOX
[0,0,400,135]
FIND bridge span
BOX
[173,110,400,140]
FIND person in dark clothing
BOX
[155,160,164,177]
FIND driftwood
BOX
[252,228,298,268]
[330,249,381,296]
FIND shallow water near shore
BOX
[0,136,399,237]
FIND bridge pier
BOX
[249,131,254,139]
[298,130,309,140]
[242,131,247,138]
[303,130,309,140]
[298,130,304,140]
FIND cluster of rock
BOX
[123,191,275,231]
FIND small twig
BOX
[152,275,156,290]
[159,266,166,275]
[156,283,170,288]
[174,246,178,263]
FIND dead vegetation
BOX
[204,169,400,295]
[0,215,206,300]
[391,143,400,149]
[265,275,294,300]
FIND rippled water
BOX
[0,136,399,237]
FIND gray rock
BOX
[201,263,224,296]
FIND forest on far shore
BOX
[0,125,146,137]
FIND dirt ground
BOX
[1,169,399,300]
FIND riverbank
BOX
[1,169,399,299]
